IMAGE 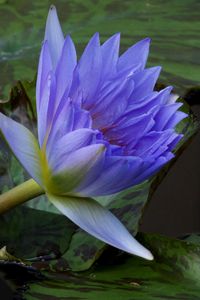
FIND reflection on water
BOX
[0,0,200,98]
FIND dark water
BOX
[0,0,200,99]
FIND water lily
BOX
[0,6,186,260]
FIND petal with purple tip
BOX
[48,194,153,260]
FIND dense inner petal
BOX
[36,33,187,196]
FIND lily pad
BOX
[0,206,77,268]
[23,233,200,300]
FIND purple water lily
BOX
[0,6,187,260]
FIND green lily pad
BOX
[23,233,200,300]
[0,206,77,269]
[181,233,200,245]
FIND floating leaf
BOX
[181,233,200,245]
[22,233,200,300]
[0,206,77,271]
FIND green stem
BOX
[0,179,45,214]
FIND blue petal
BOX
[131,66,161,102]
[77,155,143,196]
[101,33,120,78]
[118,38,151,72]
[45,5,64,68]
[47,128,100,169]
[46,100,92,151]
[55,35,77,106]
[153,103,183,131]
[77,33,102,109]
[36,41,52,110]
[133,130,172,157]
[105,113,155,150]
[92,78,134,129]
[0,113,42,185]
[164,111,187,130]
[126,87,173,116]
[48,194,153,260]
[46,99,75,149]
[37,71,56,147]
[48,144,106,194]
[133,153,174,185]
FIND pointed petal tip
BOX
[166,85,173,92]
[91,32,100,42]
[113,32,121,39]
[142,37,151,44]
[65,34,72,41]
[46,4,60,29]
[45,4,64,67]
[47,5,58,22]
[49,4,57,12]
[127,238,154,261]
[155,65,162,73]
[150,65,162,77]
[84,32,100,50]
[141,248,154,261]
[93,32,100,42]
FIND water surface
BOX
[0,0,199,98]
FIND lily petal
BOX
[118,38,150,71]
[77,155,143,196]
[45,5,64,68]
[0,113,42,185]
[131,66,161,102]
[48,144,106,194]
[47,128,100,167]
[55,35,77,105]
[36,41,52,109]
[101,33,120,78]
[48,194,153,260]
[77,33,102,109]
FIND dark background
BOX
[141,103,200,237]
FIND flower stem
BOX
[0,179,44,214]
